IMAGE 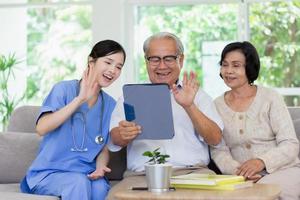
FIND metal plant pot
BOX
[145,163,172,192]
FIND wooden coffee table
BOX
[114,184,281,200]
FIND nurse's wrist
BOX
[73,96,85,105]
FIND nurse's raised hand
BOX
[78,65,100,103]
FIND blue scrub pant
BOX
[32,172,110,200]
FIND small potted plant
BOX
[143,148,172,192]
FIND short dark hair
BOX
[89,40,126,63]
[219,41,260,84]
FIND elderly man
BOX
[107,32,223,199]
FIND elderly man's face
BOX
[145,38,184,87]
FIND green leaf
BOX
[142,151,153,157]
[142,147,170,164]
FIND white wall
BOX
[0,4,27,98]
[92,0,135,99]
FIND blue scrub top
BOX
[24,80,116,190]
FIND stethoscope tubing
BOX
[70,80,105,152]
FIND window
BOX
[0,0,92,130]
[132,0,300,106]
[249,1,300,106]
[0,0,92,105]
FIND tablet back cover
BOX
[123,83,175,140]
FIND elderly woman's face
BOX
[220,50,248,89]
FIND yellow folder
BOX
[170,174,253,190]
[171,181,253,191]
[171,174,245,185]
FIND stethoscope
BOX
[70,81,105,152]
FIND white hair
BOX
[143,32,184,56]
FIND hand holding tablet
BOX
[123,84,175,140]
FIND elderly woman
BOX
[211,41,300,200]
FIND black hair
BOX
[89,40,126,63]
[219,41,260,84]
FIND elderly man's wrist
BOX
[183,102,196,111]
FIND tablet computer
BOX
[123,83,175,140]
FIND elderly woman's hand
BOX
[245,173,262,183]
[236,158,265,179]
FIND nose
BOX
[225,66,234,74]
[157,59,167,69]
[108,65,117,74]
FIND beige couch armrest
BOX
[0,132,41,183]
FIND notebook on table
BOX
[170,174,253,190]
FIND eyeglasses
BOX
[146,55,179,66]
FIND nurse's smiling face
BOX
[88,52,125,88]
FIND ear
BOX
[179,54,184,69]
[88,56,94,62]
[87,56,95,68]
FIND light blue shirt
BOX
[25,80,116,190]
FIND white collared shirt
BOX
[108,87,223,172]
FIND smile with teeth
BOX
[103,74,113,81]
[156,72,171,77]
[225,76,236,81]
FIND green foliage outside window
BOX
[136,4,238,85]
[26,5,92,104]
[136,1,300,106]
[0,4,92,130]
[250,1,300,105]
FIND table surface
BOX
[114,183,281,200]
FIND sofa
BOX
[0,106,126,200]
[0,106,300,200]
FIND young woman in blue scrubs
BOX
[20,40,126,200]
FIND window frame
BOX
[123,0,300,97]
[1,0,299,98]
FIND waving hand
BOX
[171,71,199,108]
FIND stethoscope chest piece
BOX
[95,135,104,144]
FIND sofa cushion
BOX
[0,183,20,193]
[292,118,300,159]
[0,132,41,183]
[0,183,58,200]
[7,106,40,133]
[288,107,300,121]
[293,119,300,139]
[288,107,300,159]
[0,191,58,200]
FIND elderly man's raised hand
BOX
[171,71,199,109]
